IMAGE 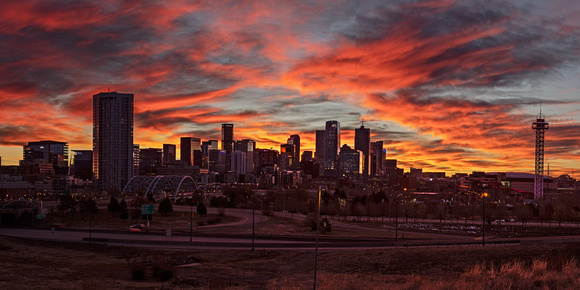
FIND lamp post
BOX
[314,185,325,290]
[190,198,193,242]
[252,191,255,251]
[482,184,487,247]
[395,193,403,242]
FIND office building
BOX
[93,92,134,191]
[236,139,256,174]
[371,141,384,176]
[139,148,162,175]
[287,134,300,169]
[221,124,234,171]
[22,140,69,176]
[180,137,201,166]
[73,150,92,180]
[354,125,371,177]
[324,121,340,176]
[338,145,362,176]
[162,144,176,165]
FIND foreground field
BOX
[1,235,579,289]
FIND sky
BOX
[0,0,579,177]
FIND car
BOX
[129,224,145,231]
[509,219,516,222]
[50,223,65,228]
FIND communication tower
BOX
[532,112,549,199]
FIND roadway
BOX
[2,205,579,250]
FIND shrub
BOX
[130,263,146,280]
[152,260,173,281]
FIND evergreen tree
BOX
[158,198,173,216]
[119,199,129,221]
[107,196,120,217]
[197,202,208,216]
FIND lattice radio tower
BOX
[532,110,549,199]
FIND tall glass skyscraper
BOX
[324,120,340,176]
[221,124,234,171]
[93,92,134,192]
[355,125,371,177]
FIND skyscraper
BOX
[324,121,340,176]
[73,150,92,180]
[236,139,256,173]
[162,144,176,165]
[371,141,384,175]
[355,125,371,177]
[93,92,134,191]
[180,137,201,166]
[222,124,234,171]
[315,130,325,176]
[287,134,300,169]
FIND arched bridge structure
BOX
[122,175,198,200]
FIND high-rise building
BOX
[315,130,325,164]
[221,124,234,171]
[72,150,92,180]
[338,144,362,176]
[371,141,384,176]
[93,92,134,191]
[324,121,340,176]
[208,149,222,173]
[254,149,278,174]
[180,137,201,166]
[231,150,247,180]
[236,139,256,174]
[301,151,313,162]
[287,134,300,169]
[133,144,140,176]
[315,130,325,176]
[201,140,218,169]
[280,144,294,170]
[22,140,69,175]
[139,148,162,175]
[355,125,371,177]
[162,144,176,165]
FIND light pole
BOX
[314,185,325,290]
[395,193,402,242]
[189,198,193,242]
[482,184,488,247]
[252,191,255,251]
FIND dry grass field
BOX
[1,235,580,289]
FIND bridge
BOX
[121,175,199,200]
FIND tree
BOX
[107,197,120,217]
[197,203,208,216]
[130,196,148,221]
[119,199,129,221]
[78,197,99,221]
[158,198,173,216]
[58,195,77,224]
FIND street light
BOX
[190,198,193,243]
[314,185,326,290]
[395,193,403,242]
[482,184,488,247]
[252,191,255,251]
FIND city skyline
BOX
[1,1,579,176]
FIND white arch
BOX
[145,175,164,196]
[174,176,198,199]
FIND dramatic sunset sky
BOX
[1,0,579,176]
